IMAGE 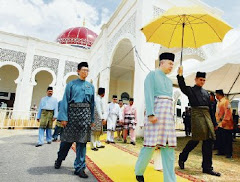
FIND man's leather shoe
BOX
[76,169,88,178]
[136,175,144,182]
[54,160,62,169]
[130,142,136,145]
[52,138,57,142]
[215,153,225,156]
[97,146,105,148]
[106,140,110,144]
[91,148,98,151]
[124,139,127,143]
[47,141,51,144]
[178,159,184,169]
[111,141,115,144]
[35,144,42,147]
[203,169,221,177]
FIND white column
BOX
[134,0,159,136]
[13,39,36,116]
[54,56,66,101]
[99,26,110,106]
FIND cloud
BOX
[0,0,113,41]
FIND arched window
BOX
[121,92,130,101]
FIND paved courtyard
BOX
[0,129,97,182]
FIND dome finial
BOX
[83,18,86,27]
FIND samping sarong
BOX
[91,106,103,135]
[39,110,54,129]
[61,103,91,143]
[191,106,215,141]
[144,97,176,148]
[123,115,136,130]
[115,116,123,131]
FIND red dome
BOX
[57,27,98,48]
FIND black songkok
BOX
[216,89,224,96]
[112,95,117,99]
[196,72,206,78]
[98,88,105,95]
[159,52,175,62]
[47,86,53,91]
[119,100,123,102]
[78,62,88,70]
[210,92,215,97]
[129,98,134,101]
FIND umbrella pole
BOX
[227,72,240,96]
[180,23,185,65]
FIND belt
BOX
[156,96,173,101]
[42,109,53,112]
[125,117,135,120]
[69,102,90,107]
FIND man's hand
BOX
[91,123,96,127]
[178,66,183,76]
[61,121,68,127]
[37,119,40,122]
[148,116,157,124]
[52,117,56,121]
[214,125,218,131]
[102,119,107,125]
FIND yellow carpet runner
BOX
[72,134,203,182]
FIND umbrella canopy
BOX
[170,30,240,99]
[141,6,232,64]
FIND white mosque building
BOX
[0,0,224,132]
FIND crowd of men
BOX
[34,53,239,182]
[35,61,138,178]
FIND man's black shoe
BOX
[111,141,115,144]
[47,141,51,144]
[106,140,110,144]
[35,144,42,147]
[97,146,105,148]
[136,175,144,182]
[91,148,98,151]
[215,153,225,156]
[76,169,88,178]
[124,139,127,143]
[203,170,221,177]
[226,155,232,158]
[54,160,62,169]
[130,142,136,145]
[52,138,57,142]
[178,159,184,169]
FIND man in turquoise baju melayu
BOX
[135,52,177,182]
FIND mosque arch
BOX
[0,61,23,83]
[31,70,53,107]
[108,37,135,102]
[109,33,136,67]
[63,72,78,85]
[31,67,57,86]
[0,64,20,108]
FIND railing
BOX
[0,109,39,129]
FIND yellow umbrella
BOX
[141,6,232,64]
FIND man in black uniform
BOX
[177,66,220,177]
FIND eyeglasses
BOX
[113,99,118,100]
[81,69,89,72]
